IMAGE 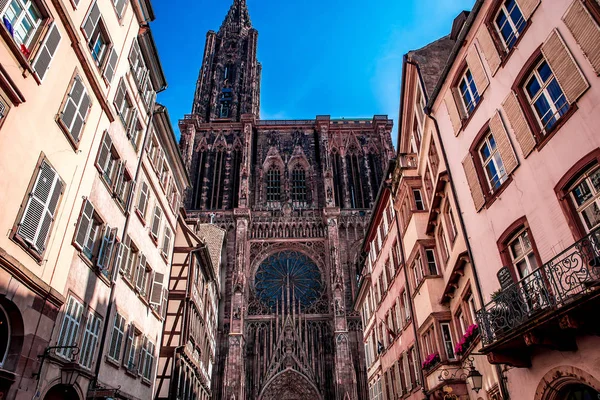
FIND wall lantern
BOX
[438,357,483,393]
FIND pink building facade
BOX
[427,0,600,398]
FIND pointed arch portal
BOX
[258,368,322,400]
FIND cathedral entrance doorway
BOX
[258,368,322,400]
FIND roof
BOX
[196,224,226,278]
[407,35,456,97]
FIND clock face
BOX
[254,251,323,308]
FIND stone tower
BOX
[179,1,395,399]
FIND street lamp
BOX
[438,357,484,393]
[60,365,81,387]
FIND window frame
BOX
[484,0,533,65]
[497,216,543,283]
[512,48,578,150]
[493,0,527,52]
[56,72,92,149]
[265,165,281,203]
[56,295,84,360]
[81,1,114,71]
[458,68,481,116]
[107,311,126,362]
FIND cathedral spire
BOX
[220,0,252,33]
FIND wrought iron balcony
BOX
[476,227,600,347]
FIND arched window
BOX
[332,151,344,207]
[347,152,366,208]
[230,148,242,208]
[0,305,9,368]
[208,148,226,210]
[368,153,382,200]
[193,149,207,209]
[291,165,307,203]
[567,165,600,233]
[266,166,281,202]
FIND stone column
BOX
[324,208,358,400]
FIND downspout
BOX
[424,111,510,400]
[92,92,160,386]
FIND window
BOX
[111,0,128,20]
[569,165,600,232]
[82,2,117,78]
[445,203,458,243]
[219,88,232,118]
[16,160,64,255]
[467,294,477,325]
[140,338,155,380]
[114,79,134,128]
[96,131,121,188]
[508,229,538,280]
[151,205,162,239]
[2,0,43,48]
[124,324,141,371]
[495,0,526,51]
[459,69,480,114]
[479,132,507,192]
[126,111,142,151]
[134,254,149,295]
[291,165,307,202]
[425,249,437,275]
[59,75,91,144]
[441,322,456,360]
[162,227,172,257]
[79,311,101,369]
[0,95,9,129]
[422,327,434,356]
[56,296,84,359]
[411,347,420,385]
[266,166,281,202]
[412,254,424,288]
[108,312,126,361]
[128,37,146,85]
[160,162,170,189]
[413,189,424,211]
[0,305,8,368]
[150,272,165,308]
[402,291,410,321]
[120,236,139,281]
[114,167,134,209]
[136,182,150,218]
[403,352,412,390]
[347,151,367,208]
[524,59,568,134]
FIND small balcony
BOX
[476,227,600,366]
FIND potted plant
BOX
[455,324,479,357]
[422,352,441,372]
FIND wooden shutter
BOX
[18,161,63,252]
[518,0,541,20]
[83,2,101,39]
[502,91,536,157]
[123,323,134,367]
[112,242,123,282]
[114,80,126,112]
[33,23,61,81]
[476,28,501,76]
[70,77,90,142]
[126,180,136,210]
[118,241,130,274]
[161,287,168,319]
[135,254,147,291]
[542,29,590,104]
[126,108,139,139]
[98,226,118,271]
[103,48,119,83]
[115,0,128,18]
[74,199,95,250]
[444,89,462,135]
[466,45,490,94]
[96,132,112,171]
[462,154,486,211]
[563,0,600,75]
[56,297,84,359]
[150,272,164,305]
[61,78,82,135]
[162,227,172,255]
[129,38,140,67]
[489,111,519,175]
[137,182,149,216]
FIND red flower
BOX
[20,44,30,58]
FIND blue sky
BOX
[152,0,474,145]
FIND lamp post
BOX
[437,357,484,393]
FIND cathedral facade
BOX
[178,1,394,399]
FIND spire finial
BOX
[220,0,252,33]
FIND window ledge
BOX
[535,104,578,152]
[9,230,44,264]
[124,368,139,378]
[135,208,146,225]
[149,232,158,245]
[483,175,514,210]
[141,377,152,387]
[104,355,121,369]
[0,25,40,84]
[55,115,81,152]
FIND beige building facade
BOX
[0,0,189,399]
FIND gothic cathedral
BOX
[178,1,394,399]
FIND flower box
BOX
[422,352,441,371]
[455,324,479,357]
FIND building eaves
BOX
[138,26,167,92]
[154,104,192,188]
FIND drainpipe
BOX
[92,92,159,387]
[424,112,510,400]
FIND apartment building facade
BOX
[154,219,225,400]
[426,0,600,398]
[0,0,189,399]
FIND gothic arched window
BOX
[193,148,207,209]
[219,89,232,118]
[266,166,281,202]
[231,148,242,208]
[347,152,366,208]
[332,151,344,208]
[368,152,383,200]
[208,148,226,209]
[291,165,307,203]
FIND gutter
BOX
[424,0,485,112]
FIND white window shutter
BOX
[56,297,84,359]
[126,108,139,139]
[162,227,172,256]
[123,323,134,367]
[115,0,128,18]
[74,199,95,250]
[33,23,61,81]
[83,2,101,39]
[18,162,63,252]
[126,180,137,210]
[114,80,126,113]
[112,241,123,282]
[98,226,118,272]
[137,182,149,216]
[151,206,162,237]
[103,48,119,83]
[118,241,130,274]
[111,161,123,193]
[161,287,168,319]
[150,272,164,305]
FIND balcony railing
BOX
[477,227,600,347]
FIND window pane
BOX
[547,79,568,117]
[573,181,593,206]
[510,239,524,259]
[534,96,555,128]
[526,76,541,99]
[537,61,552,83]
[591,169,600,192]
[479,142,491,161]
[582,202,600,230]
